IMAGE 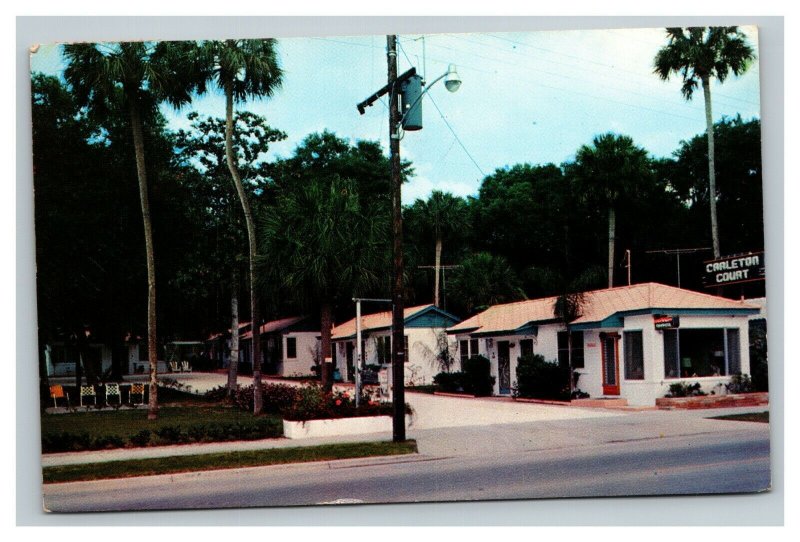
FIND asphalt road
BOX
[43,427,770,512]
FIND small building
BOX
[447,282,760,406]
[240,316,320,377]
[331,304,461,386]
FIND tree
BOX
[259,170,389,392]
[567,133,652,288]
[198,39,284,413]
[654,26,755,259]
[63,41,203,420]
[174,111,286,395]
[448,252,526,315]
[406,191,469,308]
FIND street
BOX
[43,421,770,512]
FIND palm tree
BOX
[449,252,526,315]
[567,133,651,288]
[409,191,469,308]
[63,41,202,420]
[259,175,388,392]
[654,27,755,259]
[198,40,283,413]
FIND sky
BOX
[30,26,761,205]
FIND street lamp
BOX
[356,36,461,442]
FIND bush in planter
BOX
[514,354,571,401]
[433,371,466,393]
[462,355,495,396]
[727,374,753,394]
[665,382,706,398]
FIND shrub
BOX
[727,374,753,394]
[514,354,571,401]
[433,371,466,393]
[749,319,768,391]
[129,430,151,447]
[462,356,495,396]
[665,382,706,398]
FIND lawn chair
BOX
[130,383,145,405]
[181,360,192,373]
[169,361,179,373]
[79,385,96,408]
[105,383,122,406]
[49,384,69,408]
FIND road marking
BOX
[317,498,365,505]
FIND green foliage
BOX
[665,382,707,398]
[749,319,768,391]
[726,374,753,394]
[513,354,571,401]
[462,355,495,396]
[433,371,467,393]
[449,252,526,315]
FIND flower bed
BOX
[655,392,769,410]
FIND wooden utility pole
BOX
[387,35,406,443]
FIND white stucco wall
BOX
[453,313,752,405]
[280,331,319,377]
[334,327,456,385]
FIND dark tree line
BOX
[32,72,765,377]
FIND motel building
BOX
[331,304,461,386]
[446,282,760,406]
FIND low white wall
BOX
[283,415,412,439]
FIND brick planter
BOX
[655,392,769,410]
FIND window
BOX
[663,328,735,378]
[404,335,409,363]
[557,331,584,369]
[519,339,534,358]
[470,339,479,358]
[459,340,469,364]
[286,337,297,359]
[624,331,644,380]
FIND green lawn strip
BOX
[43,440,418,484]
[709,411,769,423]
[41,406,283,451]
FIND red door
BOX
[601,333,621,396]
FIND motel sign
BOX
[702,251,765,288]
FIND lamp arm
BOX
[398,71,448,127]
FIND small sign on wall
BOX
[653,314,680,330]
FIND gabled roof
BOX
[207,321,251,341]
[331,304,459,340]
[241,316,309,340]
[448,282,760,336]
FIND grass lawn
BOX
[43,440,418,483]
[41,405,284,452]
[710,411,769,423]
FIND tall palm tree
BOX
[654,26,755,259]
[568,133,651,288]
[259,175,388,392]
[410,191,469,308]
[198,40,283,413]
[63,41,202,420]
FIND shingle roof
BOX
[240,316,307,340]
[449,282,759,335]
[331,304,434,340]
[207,321,251,341]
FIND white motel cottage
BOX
[331,304,461,386]
[447,282,760,406]
[239,316,320,377]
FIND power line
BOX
[427,92,486,177]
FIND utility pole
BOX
[387,35,406,443]
[625,249,631,286]
[357,37,460,443]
